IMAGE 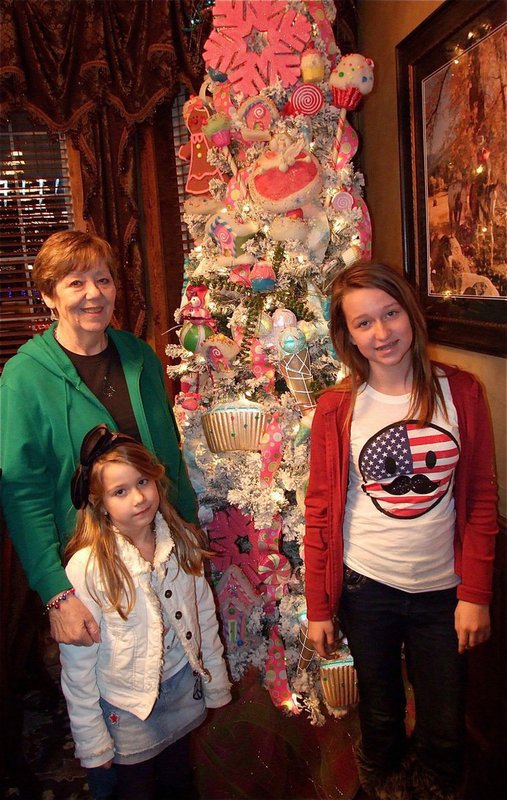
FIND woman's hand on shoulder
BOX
[454,600,491,653]
[307,619,335,658]
[49,593,101,646]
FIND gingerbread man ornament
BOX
[178,96,223,195]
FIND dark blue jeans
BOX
[86,733,194,800]
[339,568,466,790]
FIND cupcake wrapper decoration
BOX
[250,261,277,293]
[203,111,237,173]
[202,401,267,452]
[331,85,362,111]
[319,649,359,713]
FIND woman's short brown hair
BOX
[32,230,117,298]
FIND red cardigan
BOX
[304,364,499,621]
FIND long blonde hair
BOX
[65,442,210,619]
[329,261,446,424]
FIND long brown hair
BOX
[65,442,210,619]
[329,261,446,424]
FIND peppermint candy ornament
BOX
[332,190,354,212]
[258,552,291,586]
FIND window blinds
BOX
[0,114,74,371]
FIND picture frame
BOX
[396,0,506,357]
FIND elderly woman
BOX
[0,231,196,646]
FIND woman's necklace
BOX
[100,343,116,399]
[54,327,115,399]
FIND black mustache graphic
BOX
[381,474,439,495]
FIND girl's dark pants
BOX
[340,569,466,791]
[86,732,195,800]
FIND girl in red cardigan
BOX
[304,263,498,800]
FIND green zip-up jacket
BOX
[0,324,197,604]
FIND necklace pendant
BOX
[102,378,116,399]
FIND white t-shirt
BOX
[343,377,460,593]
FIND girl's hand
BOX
[99,760,113,769]
[307,619,335,658]
[454,600,491,653]
[49,594,100,646]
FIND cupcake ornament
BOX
[203,112,238,176]
[250,261,277,293]
[330,53,374,110]
[328,53,374,175]
[300,47,326,84]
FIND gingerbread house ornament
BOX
[215,564,263,652]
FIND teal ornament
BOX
[279,326,306,354]
[294,421,312,446]
[321,296,331,322]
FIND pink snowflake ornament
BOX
[204,0,312,98]
[207,505,260,585]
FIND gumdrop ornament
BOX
[178,96,223,195]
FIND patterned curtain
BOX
[0,0,210,334]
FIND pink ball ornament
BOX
[332,190,354,212]
[271,308,297,331]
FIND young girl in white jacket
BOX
[59,424,231,800]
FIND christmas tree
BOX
[167,0,374,724]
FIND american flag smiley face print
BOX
[359,422,460,519]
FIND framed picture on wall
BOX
[396,0,506,357]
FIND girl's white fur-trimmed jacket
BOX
[59,513,231,767]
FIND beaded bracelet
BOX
[45,587,76,612]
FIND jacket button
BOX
[186,631,192,640]
[165,589,172,598]
[175,611,182,619]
